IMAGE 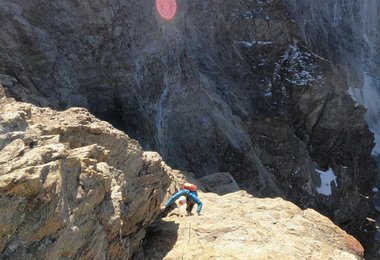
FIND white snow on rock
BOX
[236,41,253,47]
[282,44,323,87]
[235,40,274,48]
[316,168,338,196]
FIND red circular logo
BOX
[156,0,177,21]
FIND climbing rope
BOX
[181,221,192,260]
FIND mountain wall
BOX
[282,0,380,154]
[282,0,380,254]
[0,0,377,252]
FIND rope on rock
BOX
[181,221,192,260]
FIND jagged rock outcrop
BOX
[0,0,377,252]
[0,86,185,259]
[138,189,364,259]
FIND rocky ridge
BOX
[0,86,185,259]
[0,88,365,259]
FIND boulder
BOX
[198,172,239,195]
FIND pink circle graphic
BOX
[156,0,177,21]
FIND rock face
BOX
[0,87,182,259]
[138,190,364,260]
[281,1,380,155]
[281,0,380,253]
[0,0,377,251]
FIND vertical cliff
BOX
[282,1,380,254]
[282,0,380,155]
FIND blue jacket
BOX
[164,190,203,214]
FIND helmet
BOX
[182,183,197,192]
[177,196,186,206]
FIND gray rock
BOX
[198,172,240,195]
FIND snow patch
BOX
[282,44,323,87]
[316,168,337,196]
[257,41,273,45]
[235,40,273,48]
[236,41,253,48]
[264,90,272,97]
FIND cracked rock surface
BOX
[0,87,184,259]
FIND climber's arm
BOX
[163,190,189,208]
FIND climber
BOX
[160,183,203,216]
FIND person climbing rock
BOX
[160,183,203,216]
